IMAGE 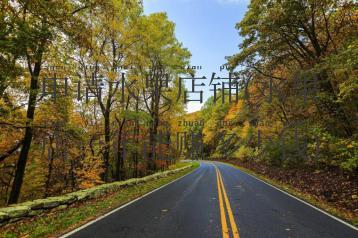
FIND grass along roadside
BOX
[220,161,358,227]
[0,162,199,238]
[168,161,192,169]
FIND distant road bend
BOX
[63,162,358,238]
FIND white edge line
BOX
[60,164,201,238]
[219,162,358,231]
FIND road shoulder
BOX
[218,160,358,229]
[0,162,199,238]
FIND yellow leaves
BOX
[240,121,251,140]
[203,127,214,144]
[225,100,244,121]
[77,155,104,189]
[70,113,86,128]
[257,118,282,139]
[106,71,118,81]
[233,145,254,161]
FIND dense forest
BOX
[0,0,357,219]
[0,0,191,206]
[204,0,357,169]
[183,0,357,214]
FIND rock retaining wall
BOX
[0,164,194,226]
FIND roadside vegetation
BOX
[0,0,191,207]
[0,162,198,238]
[224,161,358,226]
[184,0,357,224]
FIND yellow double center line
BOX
[215,165,240,238]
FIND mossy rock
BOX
[124,178,138,186]
[9,199,43,210]
[41,195,76,207]
[146,174,159,180]
[0,206,29,218]
[72,191,91,201]
[19,198,61,210]
[97,183,120,192]
[62,194,78,204]
[52,204,68,211]
[111,181,127,189]
[42,199,60,209]
[143,176,152,181]
[21,200,45,210]
[86,187,107,198]
[0,211,9,222]
[35,196,70,209]
[136,177,148,183]
[162,171,170,176]
[0,165,193,225]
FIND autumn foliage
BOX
[0,0,190,205]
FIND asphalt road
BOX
[64,162,358,238]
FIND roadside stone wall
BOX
[0,164,193,226]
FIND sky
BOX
[143,0,249,113]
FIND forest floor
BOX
[0,162,199,238]
[223,159,358,226]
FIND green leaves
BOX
[223,0,358,172]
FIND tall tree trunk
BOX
[147,75,161,172]
[133,97,140,178]
[8,59,42,204]
[103,111,110,182]
[44,137,54,197]
[115,121,125,181]
[115,96,130,181]
[69,160,76,191]
[148,113,160,171]
[115,131,122,180]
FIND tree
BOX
[129,13,191,171]
[228,0,357,137]
[6,0,89,204]
[221,0,357,171]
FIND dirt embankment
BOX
[226,159,358,214]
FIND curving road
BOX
[63,162,358,238]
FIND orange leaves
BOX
[225,100,244,121]
[77,155,104,189]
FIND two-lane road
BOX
[63,162,358,238]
